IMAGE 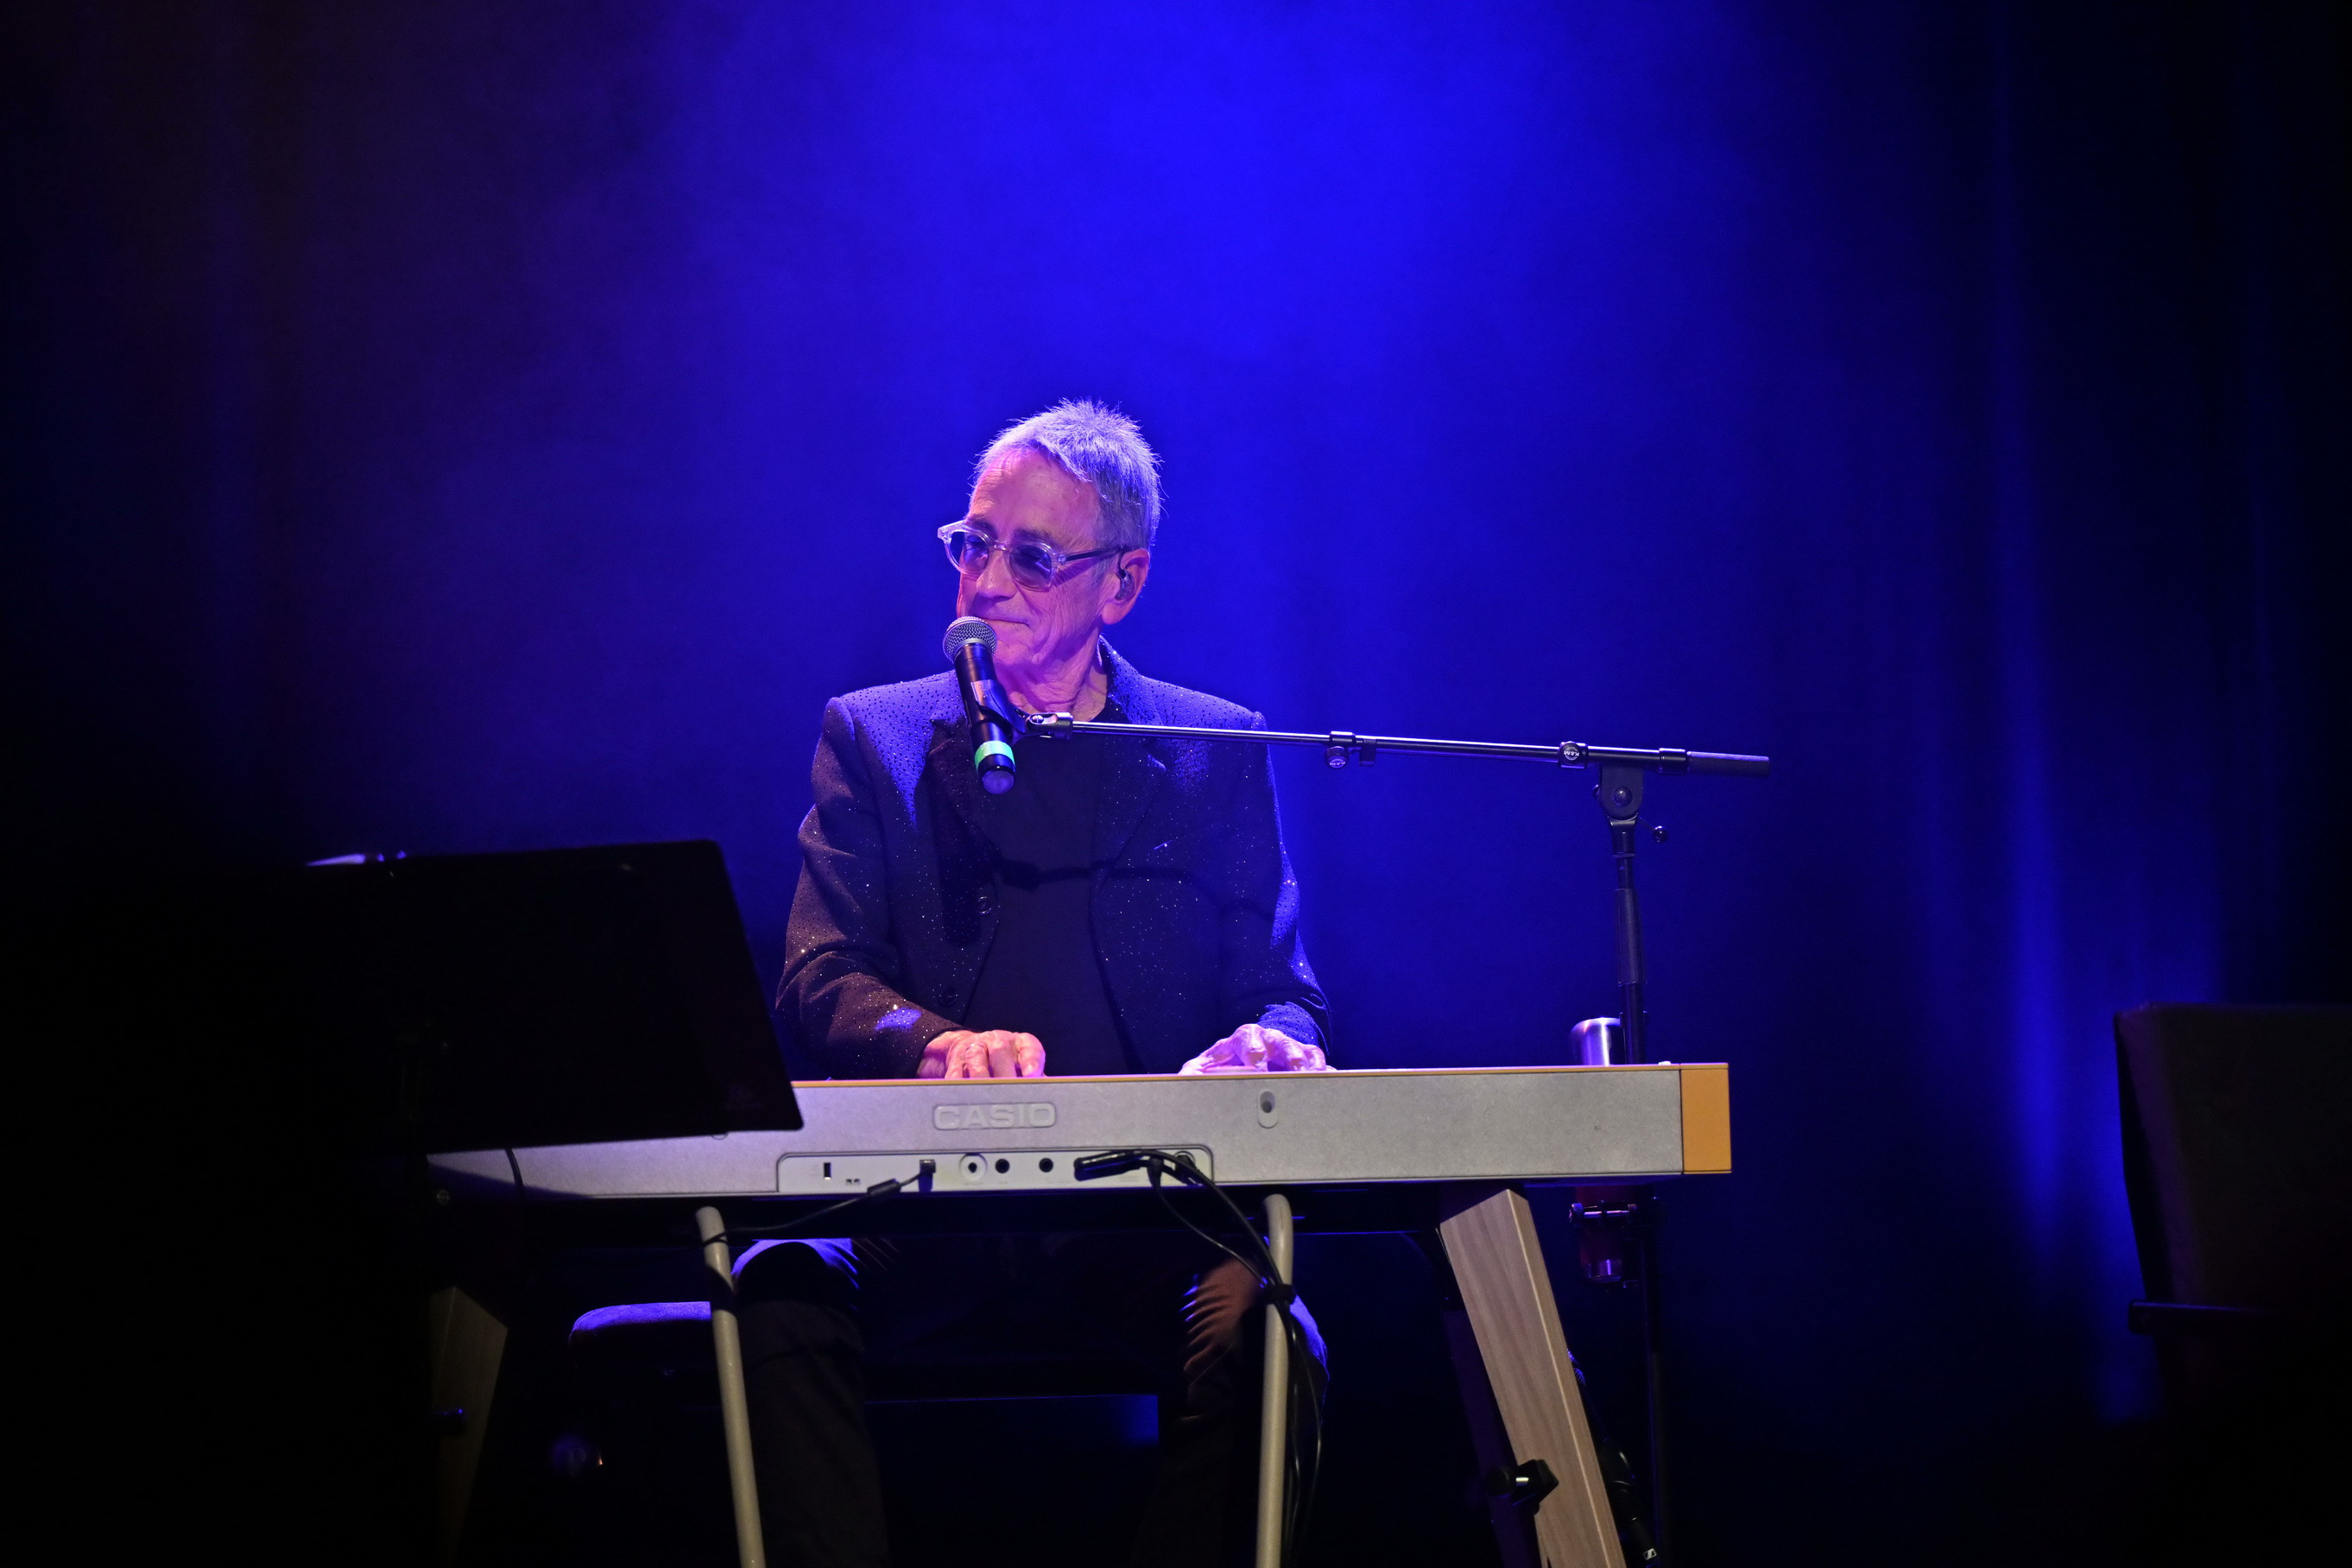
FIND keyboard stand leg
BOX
[1254,1192,1294,1568]
[1438,1185,1626,1568]
[427,1286,506,1568]
[697,1206,768,1568]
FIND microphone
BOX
[943,616,1019,795]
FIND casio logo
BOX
[933,1102,1057,1131]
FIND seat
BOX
[563,1297,1167,1568]
[569,1298,1163,1402]
[2114,1003,2352,1407]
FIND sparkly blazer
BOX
[779,644,1329,1078]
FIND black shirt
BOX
[961,702,1136,1075]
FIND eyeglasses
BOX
[937,522,1122,591]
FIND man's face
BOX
[954,447,1140,676]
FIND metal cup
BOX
[1571,1016,1623,1066]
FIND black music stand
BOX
[275,838,800,1563]
[284,838,800,1155]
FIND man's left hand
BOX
[1179,1023,1331,1075]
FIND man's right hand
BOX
[918,1029,1047,1079]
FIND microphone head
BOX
[942,616,997,662]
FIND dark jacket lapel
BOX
[1091,643,1171,873]
[926,717,988,847]
[923,717,997,955]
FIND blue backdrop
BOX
[8,2,2345,1561]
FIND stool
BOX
[570,1299,1166,1401]
[567,1299,1175,1563]
[564,1200,1302,1568]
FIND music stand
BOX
[262,838,799,1562]
[285,838,800,1155]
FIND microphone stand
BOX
[1027,711,1768,1564]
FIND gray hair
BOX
[975,400,1161,550]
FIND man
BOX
[741,401,1331,1567]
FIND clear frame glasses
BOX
[938,522,1122,592]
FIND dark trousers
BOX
[734,1233,1324,1568]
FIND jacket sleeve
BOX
[1211,714,1332,1054]
[775,699,960,1078]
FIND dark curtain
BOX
[5,3,2344,1562]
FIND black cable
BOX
[710,1149,1326,1565]
[1281,1305,1325,1561]
[1142,1160,1268,1279]
[699,1160,934,1248]
[1134,1154,1329,1558]
[1150,1154,1326,1559]
[1084,1149,1327,1565]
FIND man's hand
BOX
[919,1028,1047,1079]
[1179,1023,1330,1075]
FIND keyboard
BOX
[429,1063,1729,1199]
